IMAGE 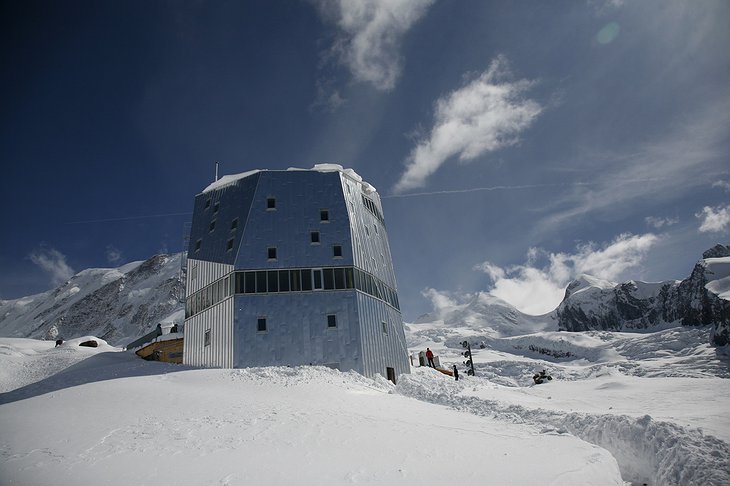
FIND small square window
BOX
[310,231,320,244]
[209,220,216,232]
[213,202,220,214]
[226,238,235,251]
[257,317,267,332]
[204,329,211,346]
[195,239,202,252]
[267,247,277,260]
[365,226,370,236]
[327,314,337,328]
[382,321,388,334]
[374,224,378,234]
[266,197,276,210]
[230,218,238,231]
[320,209,329,222]
[333,245,343,258]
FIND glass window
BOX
[205,199,211,209]
[256,271,267,293]
[209,220,216,232]
[344,268,354,289]
[382,321,388,334]
[230,218,238,230]
[327,314,337,328]
[301,269,313,291]
[313,269,323,290]
[266,197,276,210]
[320,209,329,222]
[334,268,345,289]
[267,247,277,260]
[323,268,334,290]
[278,270,290,292]
[267,270,279,292]
[310,231,320,244]
[226,238,234,251]
[204,329,211,346]
[245,272,256,293]
[195,240,202,252]
[365,226,369,236]
[257,317,267,332]
[213,202,219,214]
[290,269,301,291]
[333,245,342,258]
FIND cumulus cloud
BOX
[696,204,730,233]
[314,0,434,91]
[474,233,660,315]
[29,247,75,287]
[645,216,679,229]
[394,56,543,192]
[105,245,123,265]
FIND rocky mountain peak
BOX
[703,244,730,260]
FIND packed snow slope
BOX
[0,338,624,486]
[0,254,183,346]
[3,321,730,485]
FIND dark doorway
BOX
[386,367,396,384]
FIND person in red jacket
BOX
[426,348,435,368]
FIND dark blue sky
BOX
[2,0,728,319]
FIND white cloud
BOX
[712,180,730,192]
[421,288,460,313]
[29,247,75,287]
[314,0,434,91]
[394,56,543,192]
[696,204,730,233]
[645,216,679,229]
[474,233,660,315]
[105,245,123,265]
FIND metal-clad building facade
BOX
[182,166,410,381]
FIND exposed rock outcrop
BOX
[556,245,730,346]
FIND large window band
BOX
[185,266,400,318]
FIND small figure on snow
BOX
[532,369,552,385]
[55,339,63,347]
[426,348,435,368]
[453,365,459,381]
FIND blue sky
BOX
[1,0,728,320]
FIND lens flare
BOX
[597,22,621,44]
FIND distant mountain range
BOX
[410,245,729,347]
[0,254,184,346]
[556,244,730,346]
[1,246,728,348]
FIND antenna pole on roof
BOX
[215,161,219,182]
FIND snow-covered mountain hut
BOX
[182,165,410,382]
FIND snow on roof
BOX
[201,164,378,195]
[202,169,262,194]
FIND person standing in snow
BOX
[426,348,435,368]
[453,365,459,381]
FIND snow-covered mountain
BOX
[556,245,730,346]
[0,254,184,346]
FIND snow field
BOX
[397,369,730,485]
[0,346,624,485]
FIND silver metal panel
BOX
[183,296,234,367]
[232,291,362,372]
[356,292,410,379]
[235,171,353,270]
[341,176,398,289]
[187,258,234,294]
